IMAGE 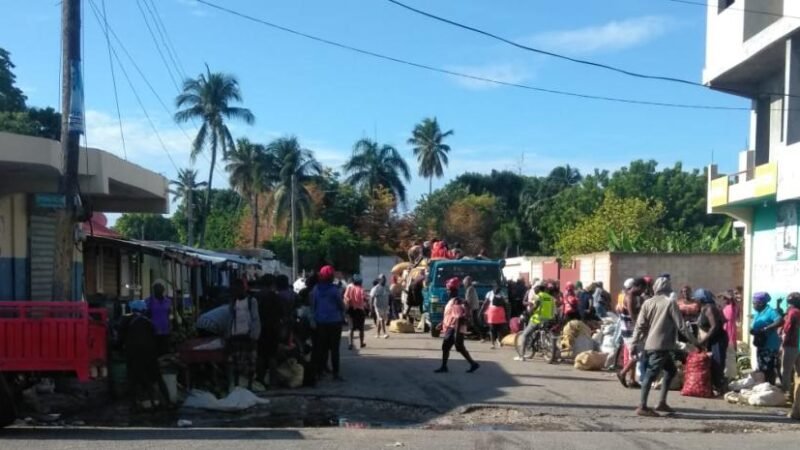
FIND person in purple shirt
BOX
[145,282,172,355]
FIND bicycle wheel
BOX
[514,332,535,359]
[540,331,558,364]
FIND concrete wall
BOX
[608,252,743,298]
[503,256,552,283]
[0,194,27,299]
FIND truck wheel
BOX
[430,326,441,338]
[0,375,17,428]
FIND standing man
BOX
[311,265,346,381]
[121,300,171,410]
[371,274,391,339]
[228,278,261,390]
[145,282,172,356]
[434,277,480,374]
[632,276,697,417]
[463,276,481,338]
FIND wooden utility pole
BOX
[290,174,298,281]
[52,0,82,301]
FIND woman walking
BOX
[434,277,480,374]
[751,292,783,385]
[694,289,727,395]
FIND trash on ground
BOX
[183,387,270,412]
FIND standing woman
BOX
[721,291,740,378]
[434,277,480,374]
[228,278,261,390]
[344,275,368,350]
[694,289,727,394]
[482,281,508,349]
[311,265,346,381]
[751,292,784,385]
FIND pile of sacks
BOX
[725,372,786,407]
[560,320,595,356]
[595,317,618,369]
[574,351,608,371]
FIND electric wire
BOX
[134,0,181,93]
[194,0,747,111]
[101,0,127,160]
[384,0,798,100]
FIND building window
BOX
[719,0,735,13]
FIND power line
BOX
[384,0,798,100]
[142,0,188,80]
[194,0,746,111]
[134,0,181,92]
[101,0,127,160]
[88,0,230,183]
[662,0,800,21]
[87,0,179,171]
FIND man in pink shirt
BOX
[434,277,479,374]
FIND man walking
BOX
[371,274,391,339]
[632,276,697,417]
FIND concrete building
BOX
[704,1,800,336]
[0,132,168,300]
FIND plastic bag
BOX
[728,372,763,392]
[746,383,785,407]
[681,351,713,398]
[183,387,269,411]
[574,351,608,371]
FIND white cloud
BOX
[444,63,529,90]
[529,16,673,54]
[175,0,210,17]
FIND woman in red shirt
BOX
[435,277,480,374]
[345,276,369,350]
[781,293,800,393]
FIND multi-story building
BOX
[705,0,800,336]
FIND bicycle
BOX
[514,320,560,364]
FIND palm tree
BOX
[226,138,277,248]
[546,165,582,190]
[174,66,254,247]
[408,117,454,196]
[343,138,411,205]
[268,136,323,232]
[169,168,207,246]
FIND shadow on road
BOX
[0,428,304,440]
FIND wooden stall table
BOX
[178,337,227,390]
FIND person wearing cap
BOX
[311,265,347,381]
[592,281,610,318]
[435,277,480,373]
[694,288,727,394]
[615,277,647,388]
[751,292,783,386]
[632,276,698,417]
[120,300,170,410]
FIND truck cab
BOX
[423,259,504,337]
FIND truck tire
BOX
[0,375,16,428]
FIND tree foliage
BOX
[344,138,410,205]
[114,213,179,242]
[443,193,498,255]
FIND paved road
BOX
[3,427,800,450]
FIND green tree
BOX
[267,220,364,273]
[174,67,254,247]
[268,136,322,232]
[227,138,277,247]
[0,48,26,112]
[0,111,38,135]
[408,117,453,196]
[492,221,522,258]
[343,138,411,205]
[169,168,207,246]
[443,193,499,255]
[555,193,665,257]
[114,213,179,241]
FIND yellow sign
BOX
[754,162,778,197]
[709,176,729,207]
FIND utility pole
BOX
[187,188,194,247]
[52,0,83,301]
[290,174,298,281]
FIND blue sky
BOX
[1,0,750,218]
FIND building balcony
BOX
[708,162,777,212]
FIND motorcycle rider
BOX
[514,284,556,361]
[434,277,480,374]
